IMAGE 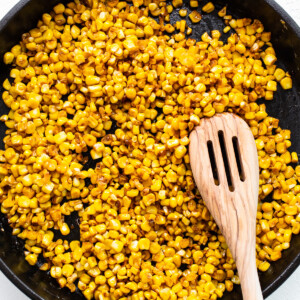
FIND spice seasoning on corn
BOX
[0,0,298,299]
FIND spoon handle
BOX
[237,250,263,300]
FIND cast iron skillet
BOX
[0,0,300,299]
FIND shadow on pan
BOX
[0,0,300,299]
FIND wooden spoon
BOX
[189,113,263,300]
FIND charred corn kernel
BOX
[16,54,28,68]
[164,24,175,33]
[280,77,292,90]
[218,6,227,17]
[189,11,202,23]
[225,280,233,292]
[83,134,97,147]
[202,2,215,13]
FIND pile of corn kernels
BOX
[0,0,299,299]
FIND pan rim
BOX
[0,257,43,300]
[0,0,300,299]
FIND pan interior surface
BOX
[0,0,300,300]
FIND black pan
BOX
[0,0,300,299]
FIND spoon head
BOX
[189,113,259,258]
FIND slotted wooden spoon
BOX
[189,113,263,300]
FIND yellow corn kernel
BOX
[291,152,298,163]
[175,145,187,159]
[126,87,136,99]
[111,240,124,253]
[266,80,277,91]
[223,26,230,33]
[25,254,38,266]
[53,3,65,14]
[60,223,70,235]
[258,261,270,272]
[138,238,150,250]
[189,11,202,23]
[62,264,74,278]
[187,27,192,35]
[83,134,97,147]
[202,2,215,13]
[274,68,285,81]
[172,0,183,8]
[204,263,215,274]
[3,52,14,64]
[127,13,138,24]
[263,54,277,66]
[285,206,297,216]
[280,77,292,90]
[179,9,187,17]
[190,1,198,8]
[232,73,244,86]
[50,266,62,278]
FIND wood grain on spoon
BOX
[189,113,263,300]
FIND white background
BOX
[0,0,300,299]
